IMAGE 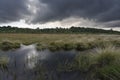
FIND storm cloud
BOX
[32,0,119,23]
[0,0,29,23]
[0,0,120,27]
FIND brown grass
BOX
[0,33,120,51]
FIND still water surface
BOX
[0,44,80,80]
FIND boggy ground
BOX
[0,45,120,80]
[0,34,120,80]
[0,33,120,51]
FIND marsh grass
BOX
[0,34,120,79]
[56,46,120,80]
[82,46,120,80]
[0,34,120,51]
[0,43,120,80]
[98,65,120,80]
[36,43,47,51]
[0,40,20,51]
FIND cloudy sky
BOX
[0,0,120,30]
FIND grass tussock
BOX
[0,40,20,51]
[57,46,120,80]
[89,47,120,80]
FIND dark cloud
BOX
[0,0,29,23]
[0,0,120,27]
[30,0,120,27]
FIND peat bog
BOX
[0,34,120,80]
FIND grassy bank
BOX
[0,33,120,51]
[55,46,120,80]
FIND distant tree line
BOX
[0,26,120,34]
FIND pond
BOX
[0,44,82,80]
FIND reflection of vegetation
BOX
[0,56,9,69]
[57,59,76,72]
[35,46,120,80]
[34,64,47,80]
[0,45,120,80]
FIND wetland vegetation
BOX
[0,33,120,51]
[0,44,120,80]
[0,26,120,80]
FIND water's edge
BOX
[0,44,83,80]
